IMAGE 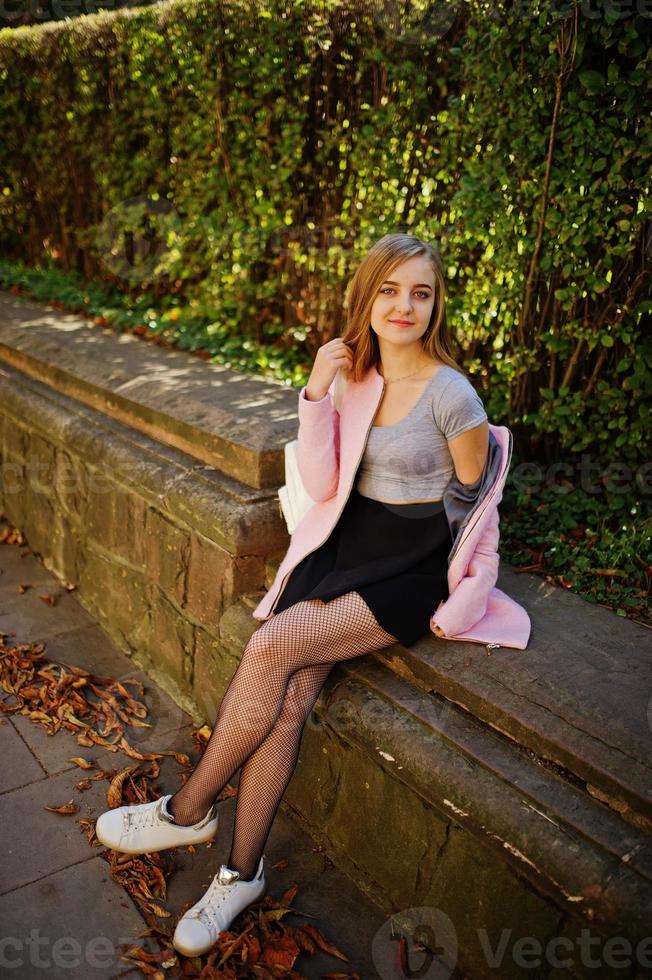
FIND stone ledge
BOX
[261,559,652,834]
[0,290,299,489]
[0,361,288,560]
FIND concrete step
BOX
[376,564,652,834]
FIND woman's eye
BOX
[381,287,430,298]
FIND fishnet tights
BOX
[167,592,396,880]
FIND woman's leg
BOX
[167,592,396,835]
[226,661,333,879]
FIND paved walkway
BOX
[0,531,391,980]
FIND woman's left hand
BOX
[432,623,446,638]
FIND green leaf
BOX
[578,70,605,94]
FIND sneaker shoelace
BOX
[124,800,166,832]
[187,866,242,931]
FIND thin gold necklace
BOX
[380,360,431,384]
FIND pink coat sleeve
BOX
[432,506,500,636]
[296,376,340,502]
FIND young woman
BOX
[95,233,493,957]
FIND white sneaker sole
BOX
[94,799,219,855]
[96,819,218,855]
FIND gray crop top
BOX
[354,365,488,502]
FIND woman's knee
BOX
[242,622,293,676]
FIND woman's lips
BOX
[389,319,415,327]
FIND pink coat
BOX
[253,364,532,651]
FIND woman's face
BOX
[369,254,436,349]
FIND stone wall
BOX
[0,362,285,721]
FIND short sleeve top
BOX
[354,365,488,502]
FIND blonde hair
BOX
[342,233,465,384]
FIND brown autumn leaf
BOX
[214,929,256,970]
[75,778,92,791]
[117,736,191,768]
[107,765,140,808]
[44,800,79,815]
[158,749,191,766]
[302,924,350,963]
[283,923,317,954]
[280,883,299,905]
[96,703,122,738]
[67,757,96,769]
[78,818,100,846]
[261,933,301,971]
[146,901,171,919]
[89,769,112,781]
[132,880,156,903]
[147,863,168,901]
[38,593,56,605]
[18,684,41,699]
[84,730,120,750]
[263,906,300,925]
[57,705,87,729]
[118,736,158,761]
[118,944,162,966]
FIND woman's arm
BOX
[447,420,490,486]
[296,374,341,502]
[431,505,501,637]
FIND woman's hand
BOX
[305,338,353,402]
[432,623,447,638]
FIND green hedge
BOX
[0,0,649,479]
[0,0,159,31]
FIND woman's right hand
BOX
[305,338,354,401]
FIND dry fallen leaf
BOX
[302,924,350,963]
[107,765,140,808]
[67,757,96,769]
[43,800,79,815]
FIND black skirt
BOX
[273,486,453,646]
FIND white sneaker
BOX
[95,794,219,854]
[173,855,266,956]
